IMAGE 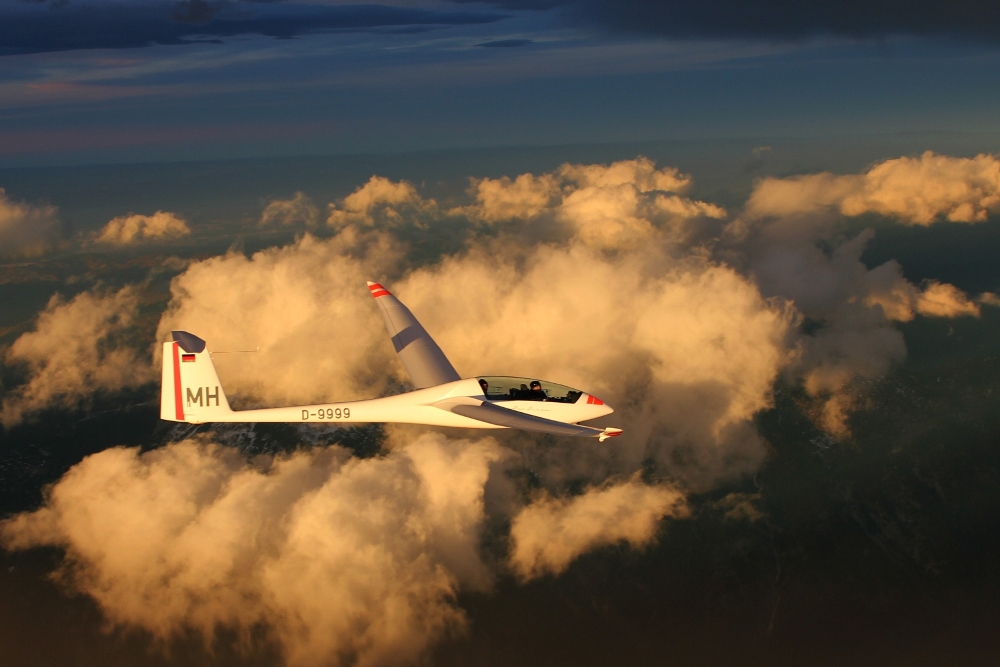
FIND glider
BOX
[160,282,623,441]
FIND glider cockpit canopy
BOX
[478,376,583,403]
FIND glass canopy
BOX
[476,376,583,404]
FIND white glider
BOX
[160,282,622,441]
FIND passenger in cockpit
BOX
[528,380,546,400]
[479,379,489,395]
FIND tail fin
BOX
[160,331,233,423]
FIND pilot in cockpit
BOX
[528,380,546,400]
[478,379,489,395]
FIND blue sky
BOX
[2,0,999,166]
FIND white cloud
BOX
[327,176,433,229]
[509,477,688,580]
[0,187,60,257]
[978,292,1000,307]
[260,192,319,227]
[456,158,725,250]
[157,211,791,487]
[734,153,997,436]
[1,286,154,425]
[0,434,504,667]
[746,151,1000,225]
[461,172,557,223]
[14,152,999,665]
[155,232,404,408]
[915,281,981,318]
[13,151,997,661]
[96,210,190,245]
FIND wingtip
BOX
[598,427,623,442]
[367,282,392,298]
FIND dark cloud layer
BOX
[462,0,1000,41]
[0,1,506,55]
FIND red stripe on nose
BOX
[587,395,604,405]
[368,283,391,298]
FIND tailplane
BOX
[160,331,233,423]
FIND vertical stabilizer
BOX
[367,282,461,389]
[160,331,233,423]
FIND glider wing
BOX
[449,401,623,441]
[367,281,461,389]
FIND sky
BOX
[2,0,1000,165]
[3,3,1000,667]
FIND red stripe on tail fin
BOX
[172,342,185,420]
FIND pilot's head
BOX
[479,379,489,393]
[530,380,542,391]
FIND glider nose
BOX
[581,393,614,418]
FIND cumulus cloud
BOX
[509,477,688,580]
[15,151,1000,667]
[979,292,1000,307]
[741,226,925,436]
[736,153,998,436]
[327,176,434,229]
[96,210,190,245]
[12,151,996,663]
[915,281,982,318]
[1,286,154,426]
[457,157,726,250]
[0,434,505,667]
[0,187,60,257]
[559,157,692,192]
[462,172,558,223]
[397,244,791,485]
[260,192,320,228]
[156,232,404,408]
[746,151,1000,225]
[158,162,791,486]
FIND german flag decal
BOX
[182,354,196,362]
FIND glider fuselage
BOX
[170,369,611,427]
[161,281,622,441]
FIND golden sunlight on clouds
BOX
[0,187,60,257]
[159,158,792,487]
[327,176,432,229]
[96,210,190,244]
[260,191,320,227]
[746,151,1000,225]
[509,477,688,580]
[455,157,726,250]
[1,434,503,667]
[4,152,1000,665]
[1,287,154,426]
